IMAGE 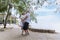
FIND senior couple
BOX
[20,11,31,35]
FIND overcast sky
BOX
[30,0,60,32]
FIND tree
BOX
[0,0,37,28]
[0,0,26,28]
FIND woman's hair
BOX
[22,13,25,15]
[26,11,29,14]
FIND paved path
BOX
[0,27,60,40]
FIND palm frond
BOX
[30,12,37,23]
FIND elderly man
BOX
[22,11,31,35]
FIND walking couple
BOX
[20,11,31,35]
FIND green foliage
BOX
[30,12,37,23]
[0,0,37,23]
[12,0,20,4]
[0,5,7,12]
[0,0,8,12]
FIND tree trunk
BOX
[3,3,12,28]
[4,7,10,28]
[4,13,9,28]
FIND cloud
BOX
[34,8,56,16]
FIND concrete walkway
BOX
[0,28,60,40]
[0,24,60,40]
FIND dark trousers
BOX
[23,22,29,30]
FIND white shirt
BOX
[24,13,31,23]
[20,14,26,26]
[20,15,26,20]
